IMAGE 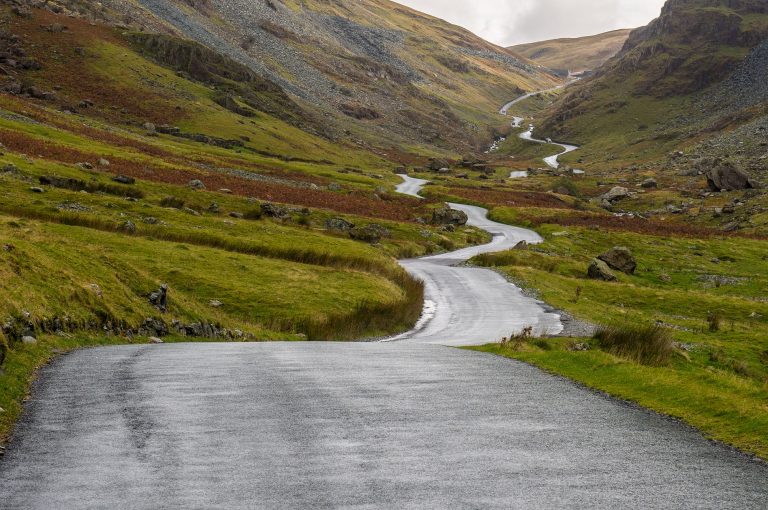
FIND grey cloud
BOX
[396,0,667,45]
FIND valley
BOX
[0,0,768,507]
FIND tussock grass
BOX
[594,324,674,366]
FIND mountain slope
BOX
[539,0,768,168]
[510,29,632,74]
[91,0,558,154]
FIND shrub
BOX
[160,196,185,209]
[501,326,533,351]
[707,312,722,332]
[594,323,673,366]
[243,208,262,220]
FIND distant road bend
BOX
[501,86,580,169]
[1,132,767,510]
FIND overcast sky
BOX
[395,0,667,46]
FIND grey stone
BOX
[21,336,37,345]
[598,247,637,274]
[121,221,137,234]
[325,217,355,232]
[587,259,617,282]
[431,204,468,226]
[188,179,206,190]
[600,186,630,203]
[701,158,759,192]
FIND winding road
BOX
[392,175,561,344]
[502,86,580,169]
[1,123,767,510]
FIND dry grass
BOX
[594,324,674,366]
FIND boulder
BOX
[394,166,408,175]
[600,186,630,203]
[431,204,468,226]
[148,284,169,312]
[21,335,37,345]
[701,158,760,192]
[148,337,164,344]
[325,217,355,233]
[641,178,658,189]
[98,158,110,167]
[209,300,223,308]
[598,246,637,274]
[349,224,390,244]
[188,179,206,190]
[427,158,450,171]
[261,202,290,219]
[121,221,136,234]
[587,259,617,282]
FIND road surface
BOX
[1,343,766,509]
[392,175,562,344]
[393,175,561,343]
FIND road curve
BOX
[391,175,562,344]
[1,342,767,509]
[519,126,579,169]
[501,87,579,169]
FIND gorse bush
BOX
[594,323,673,366]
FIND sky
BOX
[395,0,667,46]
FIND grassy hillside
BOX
[510,29,632,74]
[540,0,768,161]
[85,0,560,154]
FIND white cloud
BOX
[395,0,667,46]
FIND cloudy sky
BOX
[395,0,667,46]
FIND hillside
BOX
[539,0,768,168]
[56,0,558,154]
[510,29,632,74]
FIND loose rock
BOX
[598,247,637,275]
[587,259,618,281]
[431,204,468,226]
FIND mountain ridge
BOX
[509,29,632,74]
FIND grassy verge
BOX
[469,217,768,459]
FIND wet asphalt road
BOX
[1,342,767,509]
[392,197,562,344]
